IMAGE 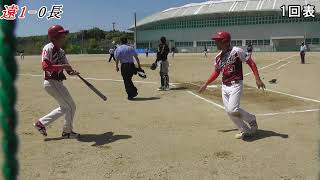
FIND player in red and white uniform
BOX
[199,31,266,139]
[33,25,80,139]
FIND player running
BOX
[33,25,80,139]
[199,31,266,139]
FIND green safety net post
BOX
[0,0,19,180]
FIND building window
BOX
[252,40,258,46]
[264,40,270,45]
[312,38,320,44]
[258,40,264,45]
[175,41,193,47]
[231,40,242,46]
[245,39,271,46]
[139,15,320,31]
[306,38,320,45]
[197,41,215,47]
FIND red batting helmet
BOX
[212,31,231,42]
[48,25,69,40]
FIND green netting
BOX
[0,0,19,179]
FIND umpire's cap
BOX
[48,25,69,40]
[212,31,231,42]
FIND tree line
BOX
[16,28,134,55]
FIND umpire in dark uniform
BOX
[115,37,142,100]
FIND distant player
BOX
[33,25,80,139]
[156,36,170,91]
[204,46,208,57]
[145,48,149,57]
[171,46,175,58]
[247,43,253,57]
[300,42,307,64]
[20,49,25,60]
[199,31,266,139]
[108,41,117,62]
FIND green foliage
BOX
[65,44,81,54]
[17,28,134,55]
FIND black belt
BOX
[223,80,241,86]
[121,62,134,64]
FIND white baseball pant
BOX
[221,81,256,133]
[39,80,76,133]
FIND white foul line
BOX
[265,88,320,103]
[257,109,320,117]
[244,60,281,77]
[187,91,225,109]
[19,73,320,116]
[19,73,158,85]
[187,91,320,117]
[20,73,42,77]
[20,73,320,103]
[244,54,298,77]
[276,61,292,70]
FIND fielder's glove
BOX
[136,68,147,79]
[150,62,157,70]
[269,79,277,84]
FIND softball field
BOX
[5,52,320,180]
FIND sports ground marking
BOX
[244,54,298,77]
[187,91,225,110]
[276,61,292,70]
[187,91,320,117]
[20,73,320,116]
[20,70,320,104]
[255,109,320,116]
[19,73,159,85]
[264,88,320,103]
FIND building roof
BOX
[133,0,320,28]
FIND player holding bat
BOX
[33,25,80,139]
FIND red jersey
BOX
[214,47,249,84]
[41,43,68,81]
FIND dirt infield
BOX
[3,52,320,179]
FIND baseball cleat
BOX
[235,132,251,139]
[164,86,170,91]
[157,87,165,91]
[62,131,80,139]
[33,121,47,137]
[249,116,258,134]
[128,92,138,100]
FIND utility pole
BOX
[134,12,137,48]
[112,22,116,31]
[81,30,84,54]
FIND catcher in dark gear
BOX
[155,36,170,91]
